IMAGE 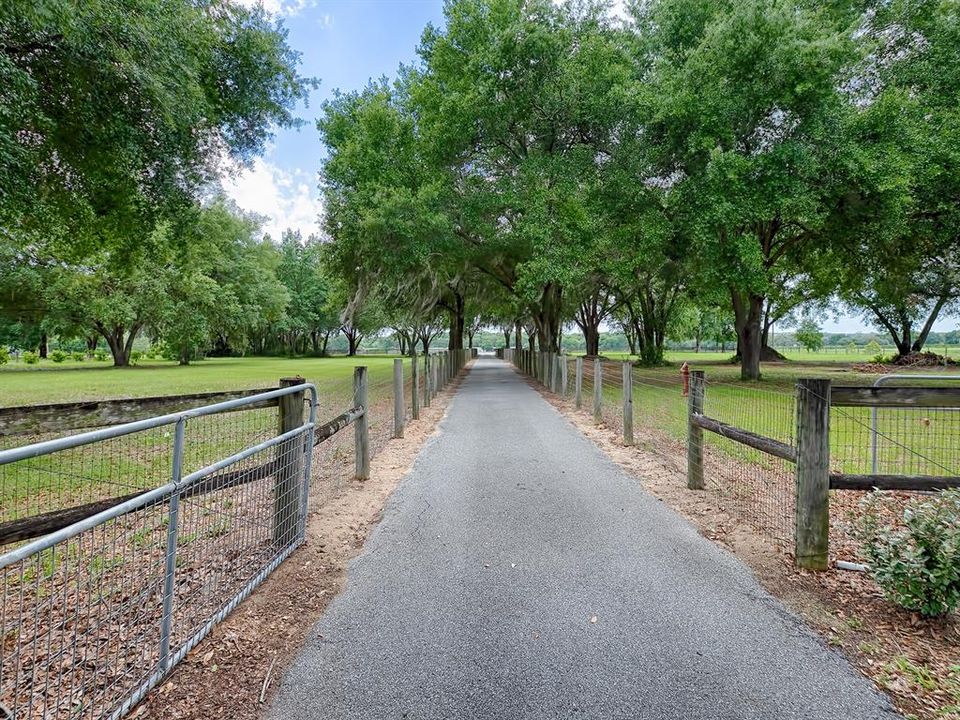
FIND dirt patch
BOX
[131,368,469,720]
[531,375,960,720]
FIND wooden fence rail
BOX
[512,351,960,571]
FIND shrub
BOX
[0,346,7,366]
[93,349,108,361]
[857,490,960,617]
[130,350,144,365]
[51,349,67,363]
[22,351,39,365]
[865,339,883,355]
[71,351,85,362]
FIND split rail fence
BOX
[0,350,469,720]
[506,349,960,570]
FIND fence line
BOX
[509,350,960,569]
[1,352,472,720]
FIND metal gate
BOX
[0,383,318,719]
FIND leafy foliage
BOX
[0,0,313,251]
[858,490,960,618]
[795,320,824,353]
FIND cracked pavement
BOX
[267,358,899,720]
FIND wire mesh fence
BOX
[699,379,797,550]
[516,351,960,564]
[826,378,960,564]
[0,385,317,720]
[0,354,471,720]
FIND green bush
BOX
[93,349,108,362]
[71,351,85,362]
[0,346,8,366]
[22,351,39,365]
[858,490,960,617]
[51,349,67,363]
[130,350,144,365]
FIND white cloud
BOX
[607,0,631,23]
[222,158,322,241]
[232,0,315,18]
[317,12,334,29]
[554,0,631,25]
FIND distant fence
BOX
[506,349,960,570]
[0,352,470,720]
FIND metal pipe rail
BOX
[0,382,325,720]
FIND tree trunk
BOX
[85,336,97,356]
[623,324,637,356]
[583,326,600,356]
[503,329,510,348]
[38,332,48,359]
[344,327,362,356]
[732,289,764,381]
[448,298,465,350]
[514,321,522,352]
[532,283,563,353]
[911,294,950,353]
[100,327,131,367]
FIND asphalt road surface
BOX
[267,357,897,720]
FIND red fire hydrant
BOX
[681,362,690,397]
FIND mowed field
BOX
[0,355,423,524]
[0,355,412,408]
[566,354,960,477]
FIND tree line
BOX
[2,1,958,377]
[317,0,959,380]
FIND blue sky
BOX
[223,0,954,336]
[224,0,443,243]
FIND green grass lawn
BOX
[0,354,412,407]
[593,346,960,365]
[560,356,960,477]
[0,354,428,523]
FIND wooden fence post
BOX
[575,357,583,409]
[393,358,404,439]
[687,370,705,490]
[622,362,633,446]
[560,355,568,397]
[275,376,305,543]
[423,354,431,408]
[354,366,370,480]
[549,352,557,392]
[541,352,548,385]
[433,355,439,397]
[411,352,420,420]
[593,358,602,423]
[795,378,831,570]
